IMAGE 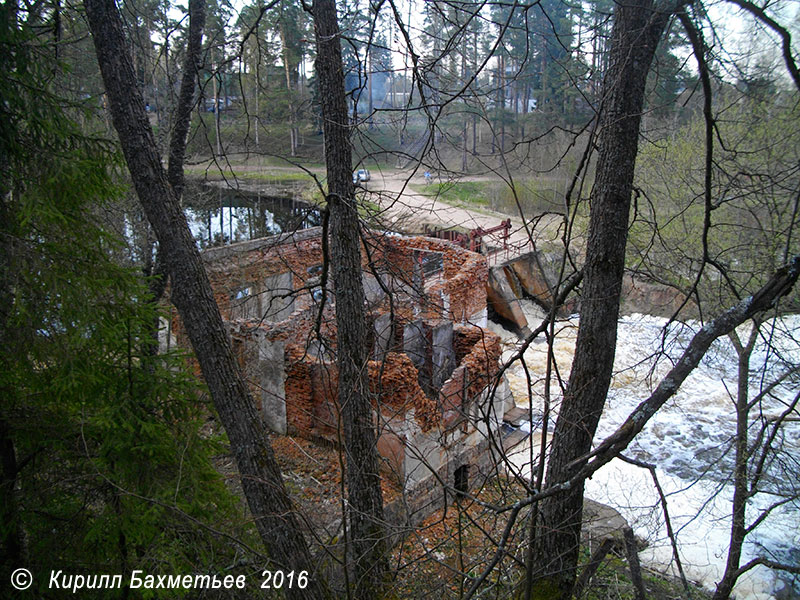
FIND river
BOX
[183,182,321,246]
[492,301,800,599]
[180,183,799,597]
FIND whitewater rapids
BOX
[492,301,800,599]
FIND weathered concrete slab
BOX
[487,267,530,336]
[362,272,387,306]
[404,319,457,398]
[404,428,444,486]
[261,271,294,322]
[372,313,394,360]
[509,253,554,307]
[431,321,456,391]
[503,265,524,299]
[503,406,529,427]
[248,333,287,434]
[494,376,517,422]
[403,320,432,395]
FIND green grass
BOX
[184,166,319,185]
[411,181,492,208]
[410,178,571,219]
[492,178,568,216]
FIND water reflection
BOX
[183,182,322,248]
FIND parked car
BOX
[352,169,370,185]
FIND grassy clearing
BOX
[184,165,320,184]
[410,178,571,219]
[411,181,493,208]
[490,178,569,217]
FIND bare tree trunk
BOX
[254,64,260,148]
[143,0,203,361]
[166,0,204,200]
[499,53,505,152]
[279,17,298,157]
[367,46,373,127]
[461,51,468,171]
[623,527,646,600]
[713,326,758,600]
[0,104,23,583]
[527,0,674,597]
[472,28,478,154]
[213,63,222,156]
[0,180,21,581]
[83,3,326,598]
[312,0,387,597]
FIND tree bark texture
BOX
[529,1,672,597]
[312,0,387,596]
[166,0,204,199]
[712,329,757,600]
[279,21,298,157]
[83,3,326,598]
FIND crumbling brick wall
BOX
[369,353,439,432]
[280,349,439,443]
[453,325,489,363]
[174,228,501,477]
[362,233,488,324]
[458,331,501,402]
[202,228,325,320]
[284,344,317,438]
[182,228,488,334]
[439,327,501,430]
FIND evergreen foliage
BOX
[0,13,249,597]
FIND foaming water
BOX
[492,303,800,599]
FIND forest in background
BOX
[2,0,800,598]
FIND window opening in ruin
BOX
[454,464,469,499]
[231,285,261,320]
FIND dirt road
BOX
[367,170,559,261]
[197,163,562,260]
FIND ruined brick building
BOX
[166,227,518,523]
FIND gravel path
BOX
[366,170,561,262]
[197,162,563,261]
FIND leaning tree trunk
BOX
[141,0,205,365]
[312,0,387,597]
[83,2,326,598]
[527,0,675,597]
[165,0,204,200]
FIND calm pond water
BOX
[183,182,322,248]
